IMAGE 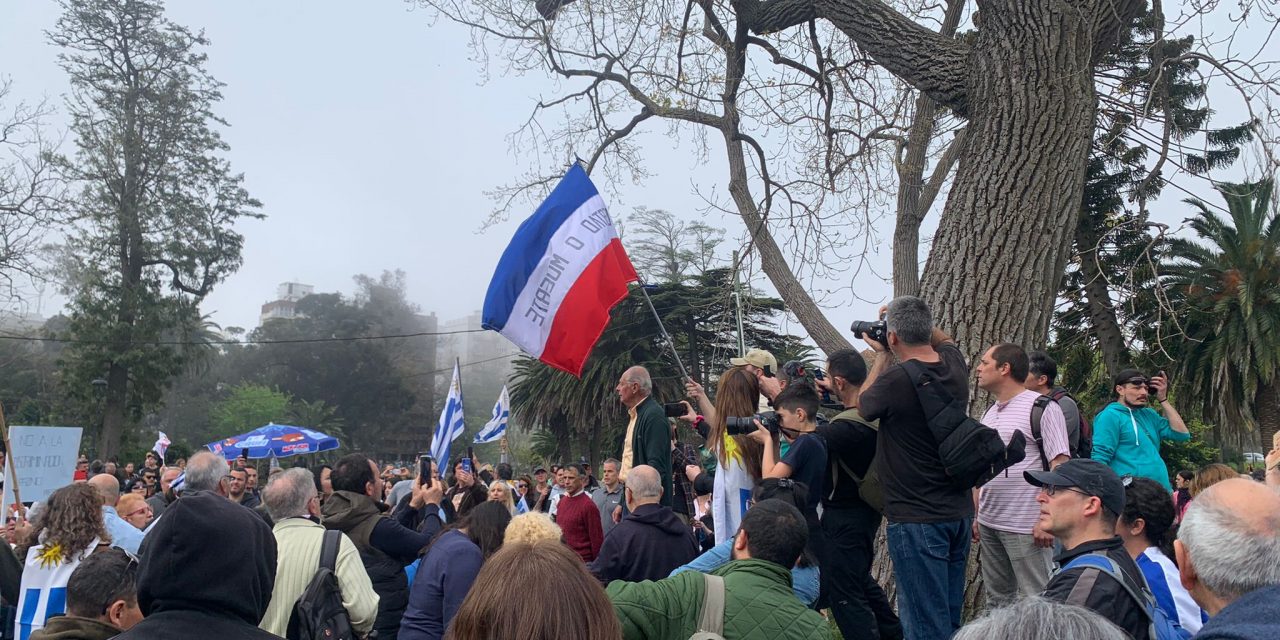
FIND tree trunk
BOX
[915,4,1103,360]
[1075,217,1129,375]
[1255,379,1280,452]
[99,364,129,461]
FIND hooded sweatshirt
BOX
[1090,401,1190,491]
[114,491,282,640]
[589,503,700,584]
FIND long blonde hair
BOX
[709,367,765,479]
[487,481,516,514]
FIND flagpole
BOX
[0,402,25,522]
[636,281,690,382]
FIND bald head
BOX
[626,465,662,505]
[88,473,120,507]
[1177,478,1280,611]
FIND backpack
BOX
[1030,390,1093,464]
[1062,553,1191,640]
[829,409,884,512]
[287,529,357,640]
[688,573,726,640]
[902,361,1027,489]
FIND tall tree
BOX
[625,207,726,284]
[1161,179,1280,455]
[49,0,261,459]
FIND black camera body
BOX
[724,411,782,437]
[850,320,888,345]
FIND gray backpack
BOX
[688,573,726,639]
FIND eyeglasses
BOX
[123,507,152,518]
[516,483,528,489]
[1043,485,1093,499]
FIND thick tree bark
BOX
[1255,379,1279,454]
[1074,217,1129,375]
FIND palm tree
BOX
[1162,178,1280,455]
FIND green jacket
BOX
[632,396,673,508]
[607,559,832,640]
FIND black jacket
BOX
[589,503,699,584]
[116,491,282,640]
[1043,536,1150,640]
[322,490,433,640]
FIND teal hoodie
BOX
[1090,401,1190,490]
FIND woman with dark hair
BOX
[670,477,821,606]
[313,464,333,502]
[1118,476,1205,634]
[1173,469,1194,522]
[445,541,621,640]
[16,483,111,638]
[400,501,512,640]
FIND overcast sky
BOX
[0,1,1269,358]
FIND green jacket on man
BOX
[606,558,831,640]
[631,395,673,508]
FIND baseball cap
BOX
[1024,459,1125,515]
[731,349,778,377]
[533,466,547,474]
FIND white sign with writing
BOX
[1,426,83,512]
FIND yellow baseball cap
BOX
[730,349,778,377]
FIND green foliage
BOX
[49,0,261,457]
[1159,179,1280,451]
[210,383,290,439]
[1160,419,1221,477]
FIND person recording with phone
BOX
[1090,369,1190,491]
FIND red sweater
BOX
[556,491,603,562]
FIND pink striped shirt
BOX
[978,389,1070,534]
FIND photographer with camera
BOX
[750,384,828,525]
[1091,369,1190,491]
[684,348,781,430]
[856,295,972,640]
[812,348,902,640]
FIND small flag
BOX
[482,164,638,377]
[430,360,466,468]
[153,432,171,462]
[474,386,510,444]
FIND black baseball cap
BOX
[1024,459,1125,515]
[533,466,547,474]
[1113,368,1147,387]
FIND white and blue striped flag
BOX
[430,360,465,468]
[474,386,510,444]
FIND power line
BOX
[0,327,489,347]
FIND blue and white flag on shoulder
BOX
[430,360,465,467]
[474,386,510,444]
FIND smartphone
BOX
[664,402,687,418]
[419,455,434,487]
[462,447,474,475]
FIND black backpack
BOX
[902,360,1026,489]
[287,529,357,640]
[1030,390,1093,467]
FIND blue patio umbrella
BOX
[206,423,340,460]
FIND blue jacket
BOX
[399,530,482,640]
[1194,584,1280,639]
[1091,402,1189,490]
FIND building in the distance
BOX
[259,282,314,325]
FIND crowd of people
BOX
[0,295,1277,640]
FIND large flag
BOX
[482,164,638,376]
[474,386,510,444]
[430,360,465,467]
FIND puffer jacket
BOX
[607,559,830,640]
[322,490,408,640]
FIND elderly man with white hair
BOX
[1175,477,1280,640]
[588,465,698,585]
[614,366,673,510]
[258,467,379,638]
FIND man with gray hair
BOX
[1175,477,1280,639]
[183,451,231,495]
[614,365,672,508]
[258,467,379,637]
[858,295,973,639]
[953,596,1127,640]
[589,465,698,585]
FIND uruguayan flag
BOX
[474,386,510,444]
[17,539,99,640]
[430,360,465,467]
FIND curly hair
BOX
[17,483,110,561]
[503,512,562,546]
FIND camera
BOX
[850,320,888,345]
[664,402,689,418]
[724,411,781,437]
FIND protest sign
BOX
[1,426,83,517]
